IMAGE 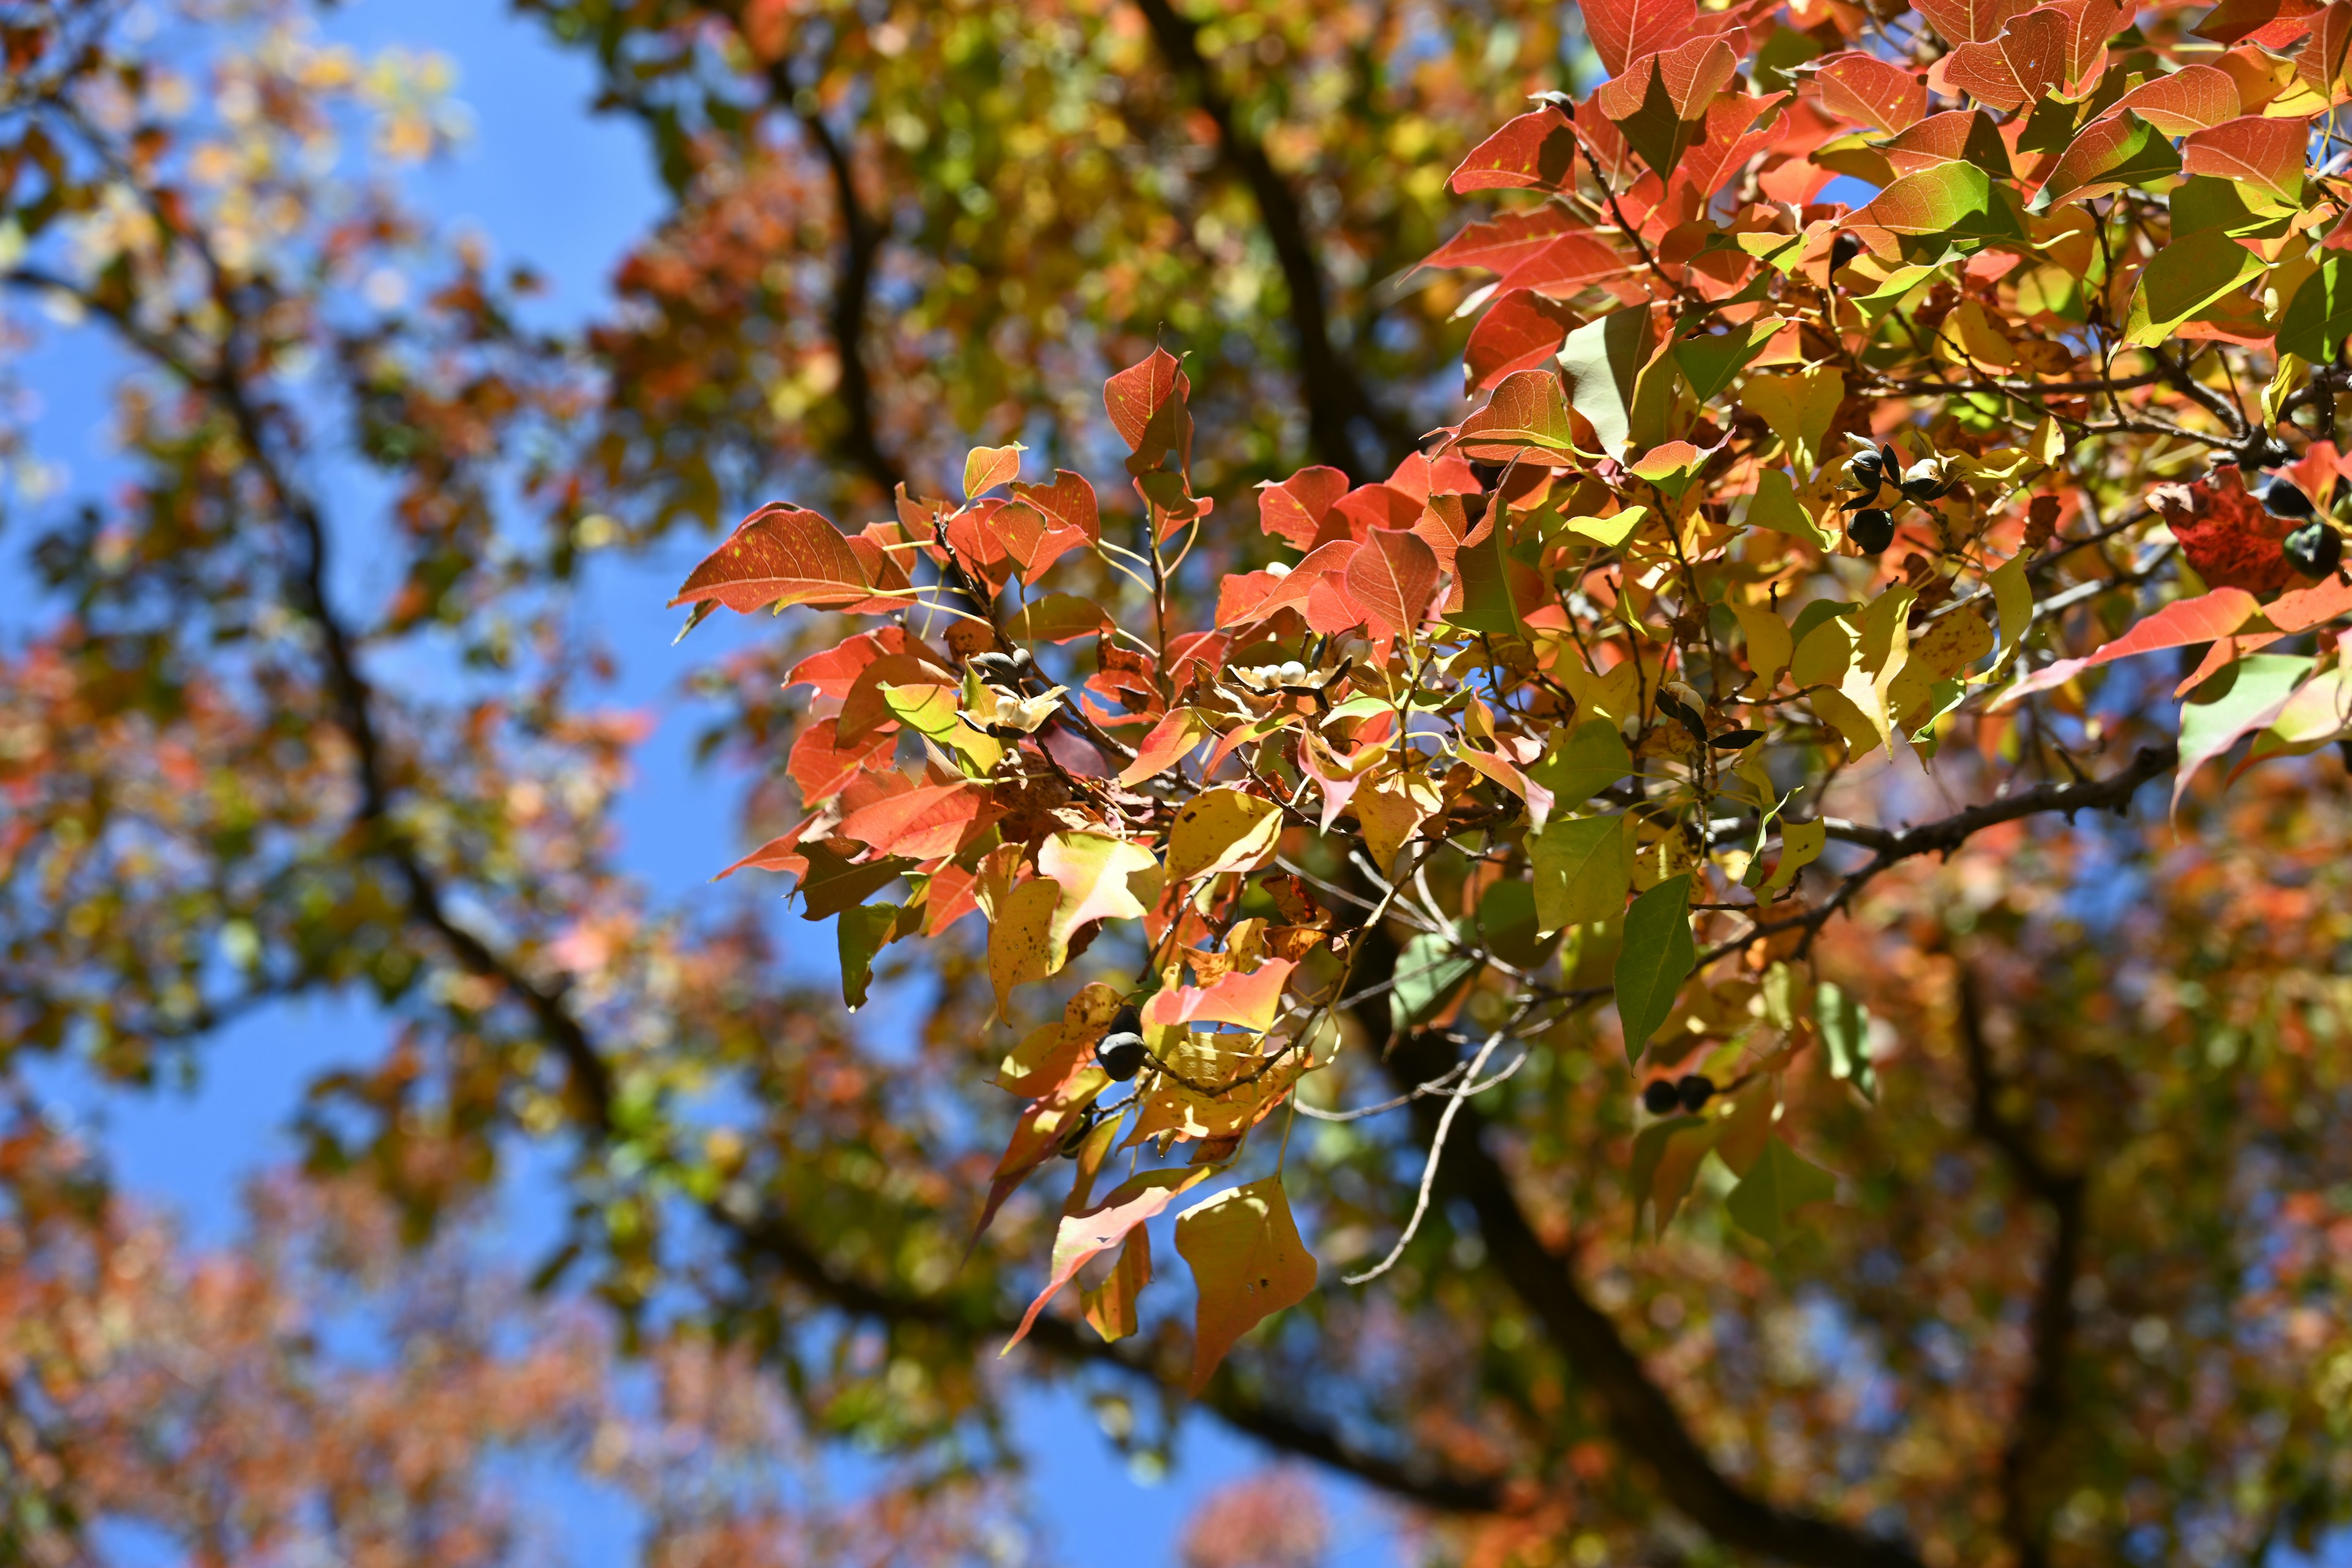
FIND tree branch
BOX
[761,55,906,500]
[1359,935,1928,1568]
[1958,971,2086,1568]
[1130,0,1399,480]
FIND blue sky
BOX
[7,2,1401,1563]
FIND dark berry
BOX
[1642,1079,1682,1115]
[967,651,1019,680]
[1840,448,1884,492]
[2286,520,2343,578]
[1830,232,1862,275]
[1097,1031,1148,1082]
[1676,1074,1716,1113]
[2260,477,2316,521]
[1709,727,1766,750]
[1108,1003,1140,1036]
[1848,508,1896,554]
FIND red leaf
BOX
[1879,110,2017,176]
[1915,0,2030,43]
[2299,0,2352,92]
[1809,51,1928,132]
[837,782,995,861]
[1218,540,1359,627]
[668,503,873,614]
[1256,466,1352,548]
[1332,484,1422,540]
[1449,108,1578,192]
[2182,115,2309,202]
[1384,450,1483,503]
[1119,708,1210,786]
[788,717,897,805]
[785,628,924,699]
[2194,0,2320,45]
[1937,39,2031,108]
[1422,206,1585,273]
[1494,232,1633,296]
[1585,0,1698,77]
[1466,289,1580,391]
[1343,528,1440,641]
[1105,348,1191,469]
[2151,468,2304,594]
[1011,469,1101,541]
[2095,64,2242,135]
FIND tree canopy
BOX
[9,0,2352,1564]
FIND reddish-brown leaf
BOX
[1422,205,1585,274]
[1105,347,1191,469]
[2193,0,2321,45]
[668,503,873,614]
[1342,528,1440,642]
[2182,114,2309,202]
[1011,469,1101,542]
[963,442,1023,499]
[1466,289,1580,391]
[785,628,924,699]
[2299,0,2352,92]
[1256,466,1352,548]
[1810,51,1928,132]
[1879,110,2017,176]
[1936,39,2031,108]
[837,781,996,861]
[1448,108,1577,192]
[1916,0,2030,42]
[787,717,897,806]
[2150,468,2305,594]
[2096,64,2242,134]
[1586,0,1699,76]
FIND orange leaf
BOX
[1447,107,1577,192]
[1810,51,1928,132]
[963,442,1024,499]
[1004,1170,1209,1354]
[1585,0,1700,77]
[2095,64,2242,134]
[1143,959,1298,1033]
[1343,527,1441,641]
[668,503,873,614]
[2182,115,2309,203]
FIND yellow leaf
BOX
[1730,598,1793,693]
[1166,789,1283,883]
[1741,368,1845,472]
[987,876,1063,1019]
[1790,613,1856,692]
[1038,832,1156,953]
[1988,553,2034,677]
[1763,819,1826,892]
[1176,1177,1317,1395]
[1355,765,1444,876]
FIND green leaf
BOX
[1614,873,1696,1060]
[1725,1137,1837,1248]
[2125,228,2266,346]
[1390,924,1480,1035]
[1472,877,1551,970]
[1527,719,1633,812]
[837,901,900,1011]
[1556,307,1651,459]
[1673,318,1779,404]
[797,843,912,921]
[1531,813,1632,934]
[1449,521,1528,637]
[2175,652,2315,813]
[2280,257,2352,363]
[1855,161,2022,240]
[1814,979,1877,1099]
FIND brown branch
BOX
[717,1198,1506,1513]
[1130,0,1399,479]
[1957,972,2086,1568]
[761,56,906,500]
[1346,922,1926,1568]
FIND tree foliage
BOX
[12,0,2352,1564]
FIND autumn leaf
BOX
[1166,790,1284,882]
[668,503,875,614]
[1177,1177,1317,1395]
[1615,873,1696,1059]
